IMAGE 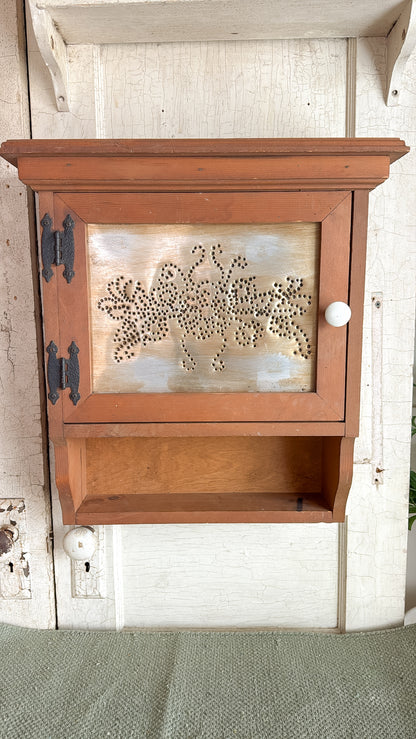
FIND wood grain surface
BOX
[85,436,322,496]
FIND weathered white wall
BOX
[345,39,416,631]
[0,0,55,627]
[20,15,416,630]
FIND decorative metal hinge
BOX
[41,213,75,283]
[46,341,80,406]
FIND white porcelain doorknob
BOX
[324,301,351,327]
[63,526,97,561]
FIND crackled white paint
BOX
[0,0,55,627]
[120,524,339,629]
[27,0,69,110]
[22,19,416,630]
[71,526,106,598]
[48,451,117,629]
[345,38,416,631]
[0,500,31,600]
[385,0,416,105]
[35,0,407,44]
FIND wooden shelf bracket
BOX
[27,0,69,112]
[386,0,416,106]
[26,0,416,110]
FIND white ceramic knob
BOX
[63,526,97,561]
[325,301,351,327]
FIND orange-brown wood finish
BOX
[15,154,391,192]
[0,138,409,524]
[75,493,333,525]
[85,437,323,496]
[63,422,346,438]
[57,190,350,424]
[0,137,408,164]
[345,190,370,438]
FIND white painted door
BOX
[0,0,55,628]
[20,8,416,631]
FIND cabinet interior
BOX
[63,434,351,523]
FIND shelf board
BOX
[1,137,409,167]
[75,492,333,524]
[63,422,346,438]
[36,0,407,45]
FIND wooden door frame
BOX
[48,190,351,424]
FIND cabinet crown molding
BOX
[0,138,409,192]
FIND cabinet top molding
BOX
[1,138,409,165]
[0,138,409,193]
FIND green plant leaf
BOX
[408,471,416,527]
[409,515,416,531]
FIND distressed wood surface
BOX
[26,14,117,627]
[101,40,347,140]
[0,0,55,627]
[119,523,338,629]
[25,37,348,628]
[37,0,406,44]
[345,39,416,631]
[0,500,30,599]
[28,39,347,141]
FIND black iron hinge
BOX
[46,341,80,406]
[41,213,75,284]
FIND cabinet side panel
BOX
[345,190,369,437]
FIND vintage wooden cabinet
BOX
[0,138,409,524]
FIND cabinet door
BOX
[47,191,351,423]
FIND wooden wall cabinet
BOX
[0,138,409,524]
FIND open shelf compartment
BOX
[58,434,353,524]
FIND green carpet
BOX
[1,623,416,739]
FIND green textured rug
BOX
[1,623,416,739]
